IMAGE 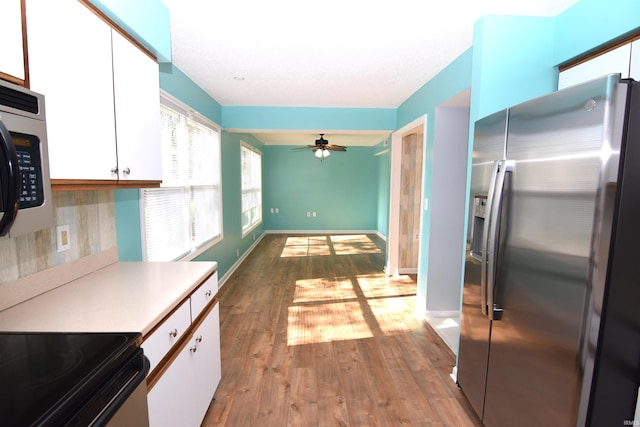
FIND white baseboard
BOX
[423,310,460,319]
[265,229,380,235]
[218,233,265,289]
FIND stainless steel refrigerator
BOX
[457,74,640,427]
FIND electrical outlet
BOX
[270,208,274,213]
[307,212,311,217]
[275,208,279,213]
[236,248,240,257]
[56,225,71,252]
[312,212,316,217]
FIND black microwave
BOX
[0,79,52,238]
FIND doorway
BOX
[387,116,426,277]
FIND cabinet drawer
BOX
[190,271,217,321]
[142,299,191,373]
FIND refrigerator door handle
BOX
[486,160,513,321]
[481,160,501,317]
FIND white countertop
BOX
[0,261,218,336]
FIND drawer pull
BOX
[190,345,198,353]
[169,328,178,338]
[195,335,203,343]
[205,290,212,297]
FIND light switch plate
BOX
[56,225,71,252]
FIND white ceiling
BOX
[160,0,579,146]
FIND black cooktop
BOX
[0,332,142,426]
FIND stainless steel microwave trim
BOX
[0,79,53,238]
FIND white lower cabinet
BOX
[147,303,221,427]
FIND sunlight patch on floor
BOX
[280,235,381,257]
[356,273,416,298]
[368,296,421,333]
[330,235,382,255]
[293,278,357,304]
[287,301,373,346]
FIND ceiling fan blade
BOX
[291,145,316,150]
[325,145,347,151]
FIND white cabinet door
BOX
[26,0,118,180]
[558,43,632,90]
[189,304,221,423]
[0,0,25,81]
[147,304,221,427]
[111,31,162,182]
[631,40,640,81]
[147,336,195,427]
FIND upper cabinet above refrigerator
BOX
[559,37,640,89]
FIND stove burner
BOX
[1,348,84,392]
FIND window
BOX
[241,142,262,236]
[141,93,222,261]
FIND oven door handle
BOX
[0,119,21,237]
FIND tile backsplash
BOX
[0,190,117,284]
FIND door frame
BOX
[386,115,427,276]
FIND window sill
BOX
[178,234,223,261]
[241,221,262,239]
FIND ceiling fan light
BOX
[323,149,330,158]
[315,149,324,158]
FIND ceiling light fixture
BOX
[315,149,330,159]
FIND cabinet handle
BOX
[110,167,118,174]
[190,345,198,353]
[205,290,212,297]
[195,335,203,343]
[169,328,178,338]
[122,167,131,175]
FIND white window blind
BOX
[241,143,262,235]
[141,94,222,261]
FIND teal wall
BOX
[555,0,640,65]
[159,64,222,125]
[395,50,473,313]
[470,15,557,121]
[112,0,640,288]
[263,146,379,231]
[223,106,395,131]
[375,141,391,236]
[114,189,143,262]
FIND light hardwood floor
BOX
[202,234,482,426]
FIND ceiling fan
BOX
[292,134,347,160]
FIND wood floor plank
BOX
[201,234,482,427]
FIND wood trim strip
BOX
[51,179,161,192]
[0,72,24,87]
[20,0,30,88]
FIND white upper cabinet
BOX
[26,0,117,180]
[0,0,26,82]
[559,43,633,90]
[631,40,640,81]
[112,30,162,182]
[26,0,161,184]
